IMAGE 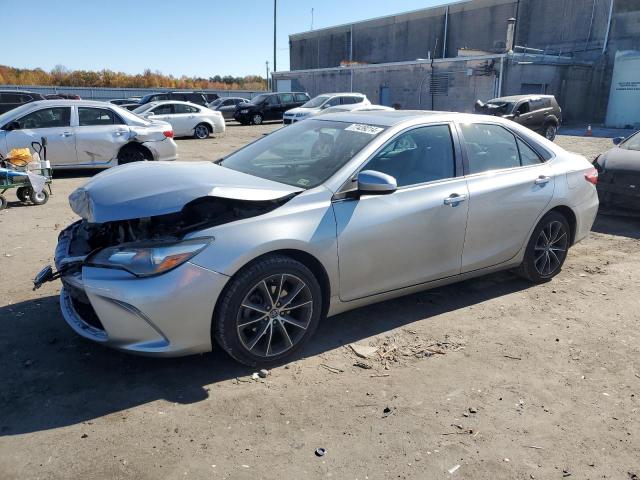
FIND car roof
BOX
[142,100,202,106]
[314,110,530,128]
[316,92,365,97]
[490,94,555,102]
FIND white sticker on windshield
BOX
[345,124,384,135]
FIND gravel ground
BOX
[1,123,639,480]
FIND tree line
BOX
[0,65,267,91]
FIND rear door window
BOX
[78,107,122,126]
[517,138,542,166]
[459,123,520,174]
[17,107,71,129]
[294,93,308,102]
[326,97,342,107]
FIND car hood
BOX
[285,107,318,116]
[598,146,640,173]
[69,161,302,223]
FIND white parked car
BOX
[133,101,225,139]
[317,104,395,115]
[0,100,178,168]
[283,93,370,124]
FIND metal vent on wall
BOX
[428,72,450,96]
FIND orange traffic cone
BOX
[585,125,593,137]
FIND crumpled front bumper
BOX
[55,227,229,357]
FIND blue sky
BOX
[3,0,454,78]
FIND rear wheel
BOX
[518,211,570,283]
[213,255,323,367]
[29,188,49,206]
[118,144,152,165]
[16,186,29,203]
[544,123,557,141]
[193,123,210,139]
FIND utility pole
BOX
[311,8,314,30]
[273,0,277,92]
[265,61,270,90]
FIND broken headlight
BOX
[87,238,212,277]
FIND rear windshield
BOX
[220,119,386,189]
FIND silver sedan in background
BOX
[0,100,178,168]
[39,111,599,366]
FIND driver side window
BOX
[364,125,456,187]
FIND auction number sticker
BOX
[345,124,384,135]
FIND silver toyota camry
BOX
[36,111,599,366]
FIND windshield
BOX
[620,131,640,151]
[133,103,155,114]
[249,94,270,105]
[114,105,153,126]
[301,95,330,109]
[220,119,386,189]
[485,101,515,115]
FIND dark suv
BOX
[475,94,562,141]
[234,92,310,125]
[0,90,46,114]
[138,91,209,106]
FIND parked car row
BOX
[133,101,225,138]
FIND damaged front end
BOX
[36,193,296,289]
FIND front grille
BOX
[283,118,292,125]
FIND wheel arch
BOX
[118,142,154,160]
[544,115,560,127]
[195,121,214,134]
[214,248,332,321]
[546,205,577,245]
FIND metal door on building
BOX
[379,86,390,106]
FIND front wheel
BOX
[213,255,323,367]
[29,188,49,206]
[518,211,570,283]
[544,124,557,141]
[193,123,210,139]
[252,113,263,125]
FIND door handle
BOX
[188,115,195,118]
[114,130,128,136]
[535,175,550,185]
[61,132,73,137]
[443,193,468,206]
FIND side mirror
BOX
[357,170,397,195]
[513,111,520,118]
[612,136,625,145]
[145,111,155,117]
[3,121,20,131]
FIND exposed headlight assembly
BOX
[87,238,212,277]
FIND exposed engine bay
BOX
[67,194,296,256]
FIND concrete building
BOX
[273,0,640,125]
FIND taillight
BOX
[163,130,174,138]
[584,167,598,185]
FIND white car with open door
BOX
[0,100,178,168]
[134,101,225,139]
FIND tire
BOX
[16,186,29,203]
[252,113,263,125]
[213,254,323,367]
[118,144,152,165]
[0,195,6,210]
[517,211,570,283]
[544,123,557,141]
[193,123,210,139]
[29,188,49,206]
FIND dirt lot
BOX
[1,123,639,480]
